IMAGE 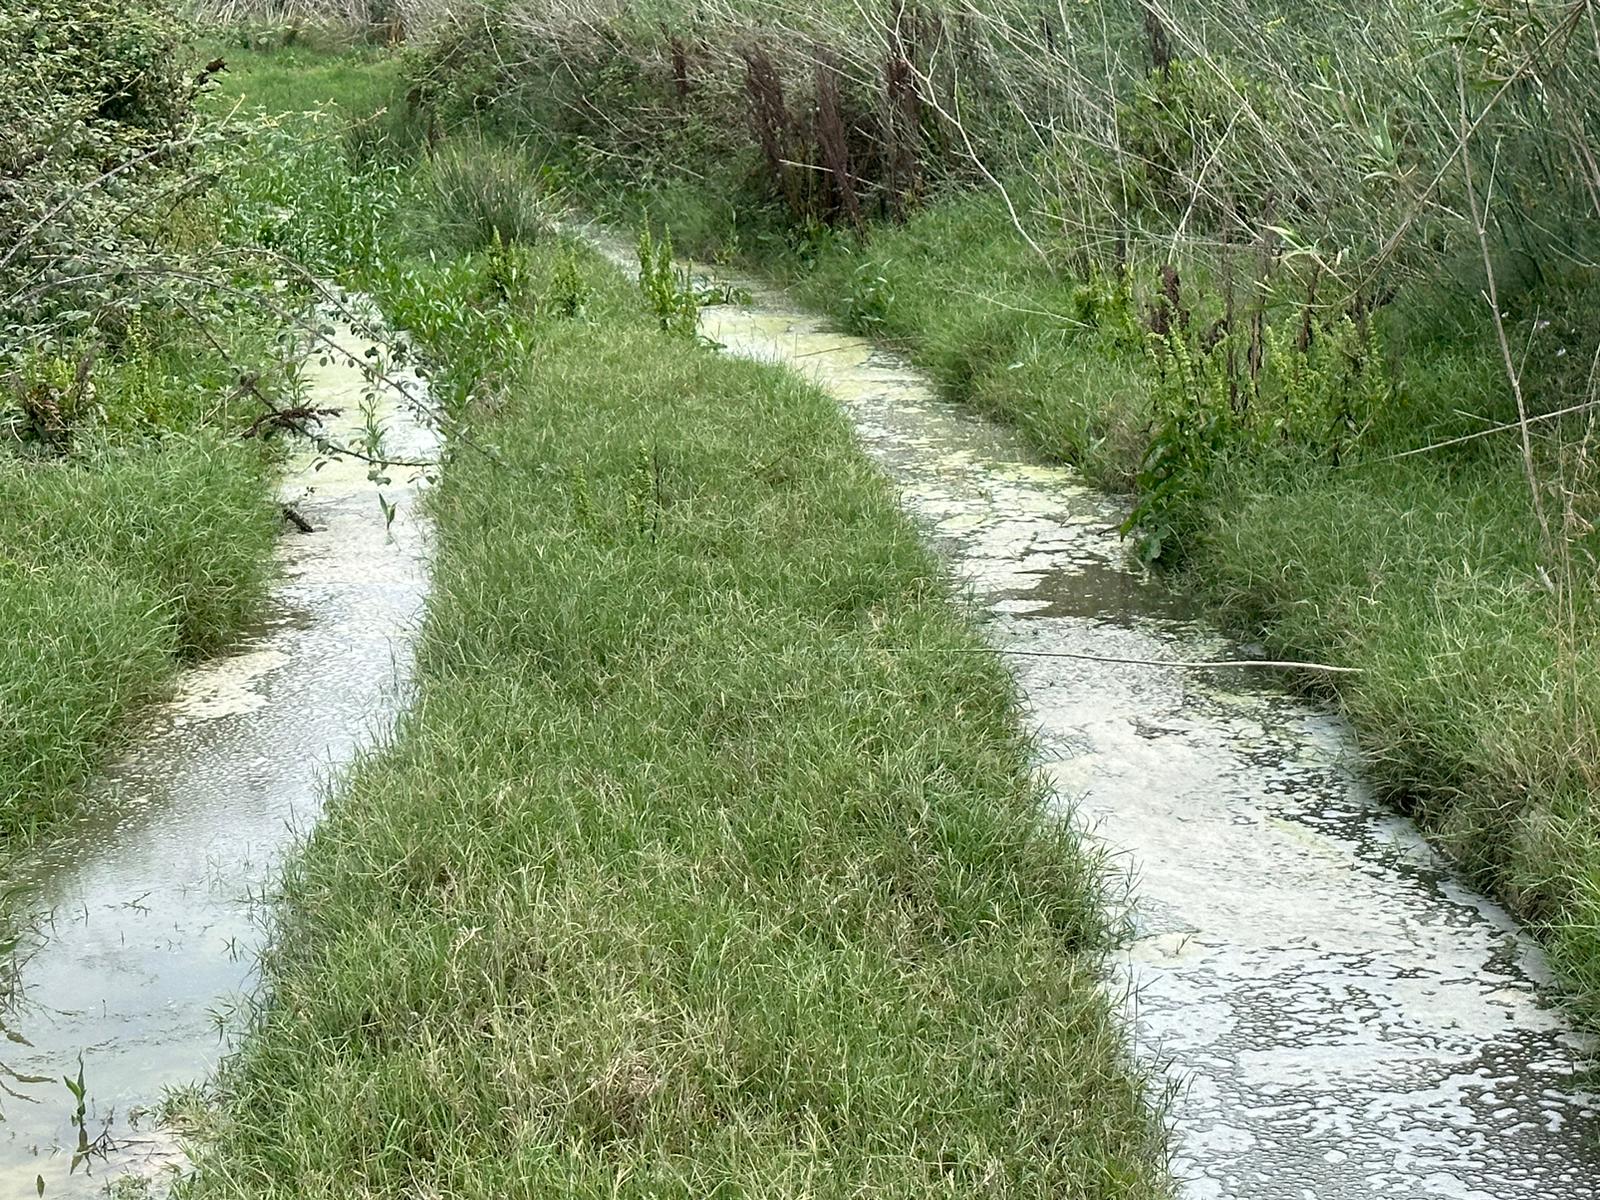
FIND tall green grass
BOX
[1201,457,1600,1007]
[203,40,404,119]
[0,439,277,839]
[413,140,553,251]
[190,233,1168,1197]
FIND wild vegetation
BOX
[368,0,1600,1021]
[0,5,436,840]
[11,0,1599,1185]
[0,1,289,839]
[179,44,1169,1197]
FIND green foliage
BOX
[0,0,197,325]
[636,224,699,336]
[1125,332,1237,563]
[399,8,803,253]
[1117,60,1275,222]
[840,260,897,334]
[216,110,403,274]
[1126,307,1396,562]
[1261,316,1392,454]
[366,237,630,418]
[200,40,417,277]
[477,232,532,308]
[340,105,425,171]
[0,0,192,186]
[1,351,85,452]
[368,252,523,413]
[3,311,298,452]
[546,251,592,319]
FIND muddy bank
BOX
[0,309,435,1197]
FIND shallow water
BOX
[669,259,1600,1196]
[8,242,1594,1198]
[0,309,435,1197]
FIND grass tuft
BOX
[0,438,278,839]
[415,140,553,252]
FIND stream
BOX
[0,306,435,1197]
[677,261,1600,1198]
[3,243,1598,1198]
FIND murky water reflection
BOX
[670,257,1600,1197]
[0,307,435,1197]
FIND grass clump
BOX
[0,439,278,839]
[1199,457,1600,1012]
[414,140,553,252]
[190,237,1167,1198]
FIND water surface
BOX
[0,311,435,1197]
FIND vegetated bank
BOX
[0,5,421,844]
[0,1,287,841]
[186,39,1169,1199]
[392,1,1600,1022]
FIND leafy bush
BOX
[1117,59,1277,222]
[0,0,196,320]
[636,224,697,336]
[366,232,609,416]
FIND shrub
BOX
[0,0,196,319]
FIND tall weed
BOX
[415,141,552,252]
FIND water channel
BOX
[680,261,1600,1199]
[0,307,435,1197]
[2,249,1597,1198]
